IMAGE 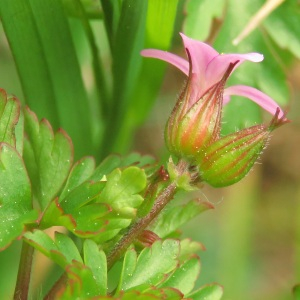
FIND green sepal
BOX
[167,157,195,191]
[197,125,268,187]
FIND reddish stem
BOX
[14,241,34,300]
[106,159,189,270]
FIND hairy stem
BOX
[14,241,34,300]
[106,159,189,269]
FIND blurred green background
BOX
[0,0,299,299]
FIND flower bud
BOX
[165,57,237,159]
[142,33,288,188]
[196,108,288,187]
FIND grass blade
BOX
[0,0,94,157]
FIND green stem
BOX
[107,159,189,269]
[14,241,34,300]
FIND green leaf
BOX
[25,233,108,298]
[159,256,200,295]
[95,166,147,242]
[23,107,73,210]
[55,232,83,264]
[41,181,109,237]
[112,0,147,105]
[89,155,123,182]
[0,89,20,148]
[119,153,156,170]
[15,108,24,155]
[0,144,37,249]
[63,0,102,19]
[24,230,82,268]
[60,240,107,298]
[117,239,180,292]
[0,89,24,155]
[150,197,214,238]
[90,154,155,183]
[128,0,179,124]
[59,261,101,299]
[0,0,94,157]
[116,288,183,299]
[146,0,179,49]
[183,0,225,41]
[186,283,223,300]
[41,166,146,242]
[179,238,205,263]
[101,0,147,156]
[263,0,300,59]
[83,239,107,296]
[107,0,180,155]
[59,180,109,237]
[39,198,76,231]
[98,167,146,217]
[100,0,122,49]
[60,156,96,200]
[0,0,59,126]
[117,247,137,292]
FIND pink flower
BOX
[141,33,284,118]
[141,33,288,187]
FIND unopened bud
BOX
[196,108,288,187]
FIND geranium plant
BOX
[0,1,298,299]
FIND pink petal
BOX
[140,49,189,75]
[224,85,284,117]
[179,33,218,82]
[223,94,231,105]
[205,53,264,88]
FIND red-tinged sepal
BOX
[165,60,238,158]
[196,108,289,187]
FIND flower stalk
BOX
[106,159,190,270]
